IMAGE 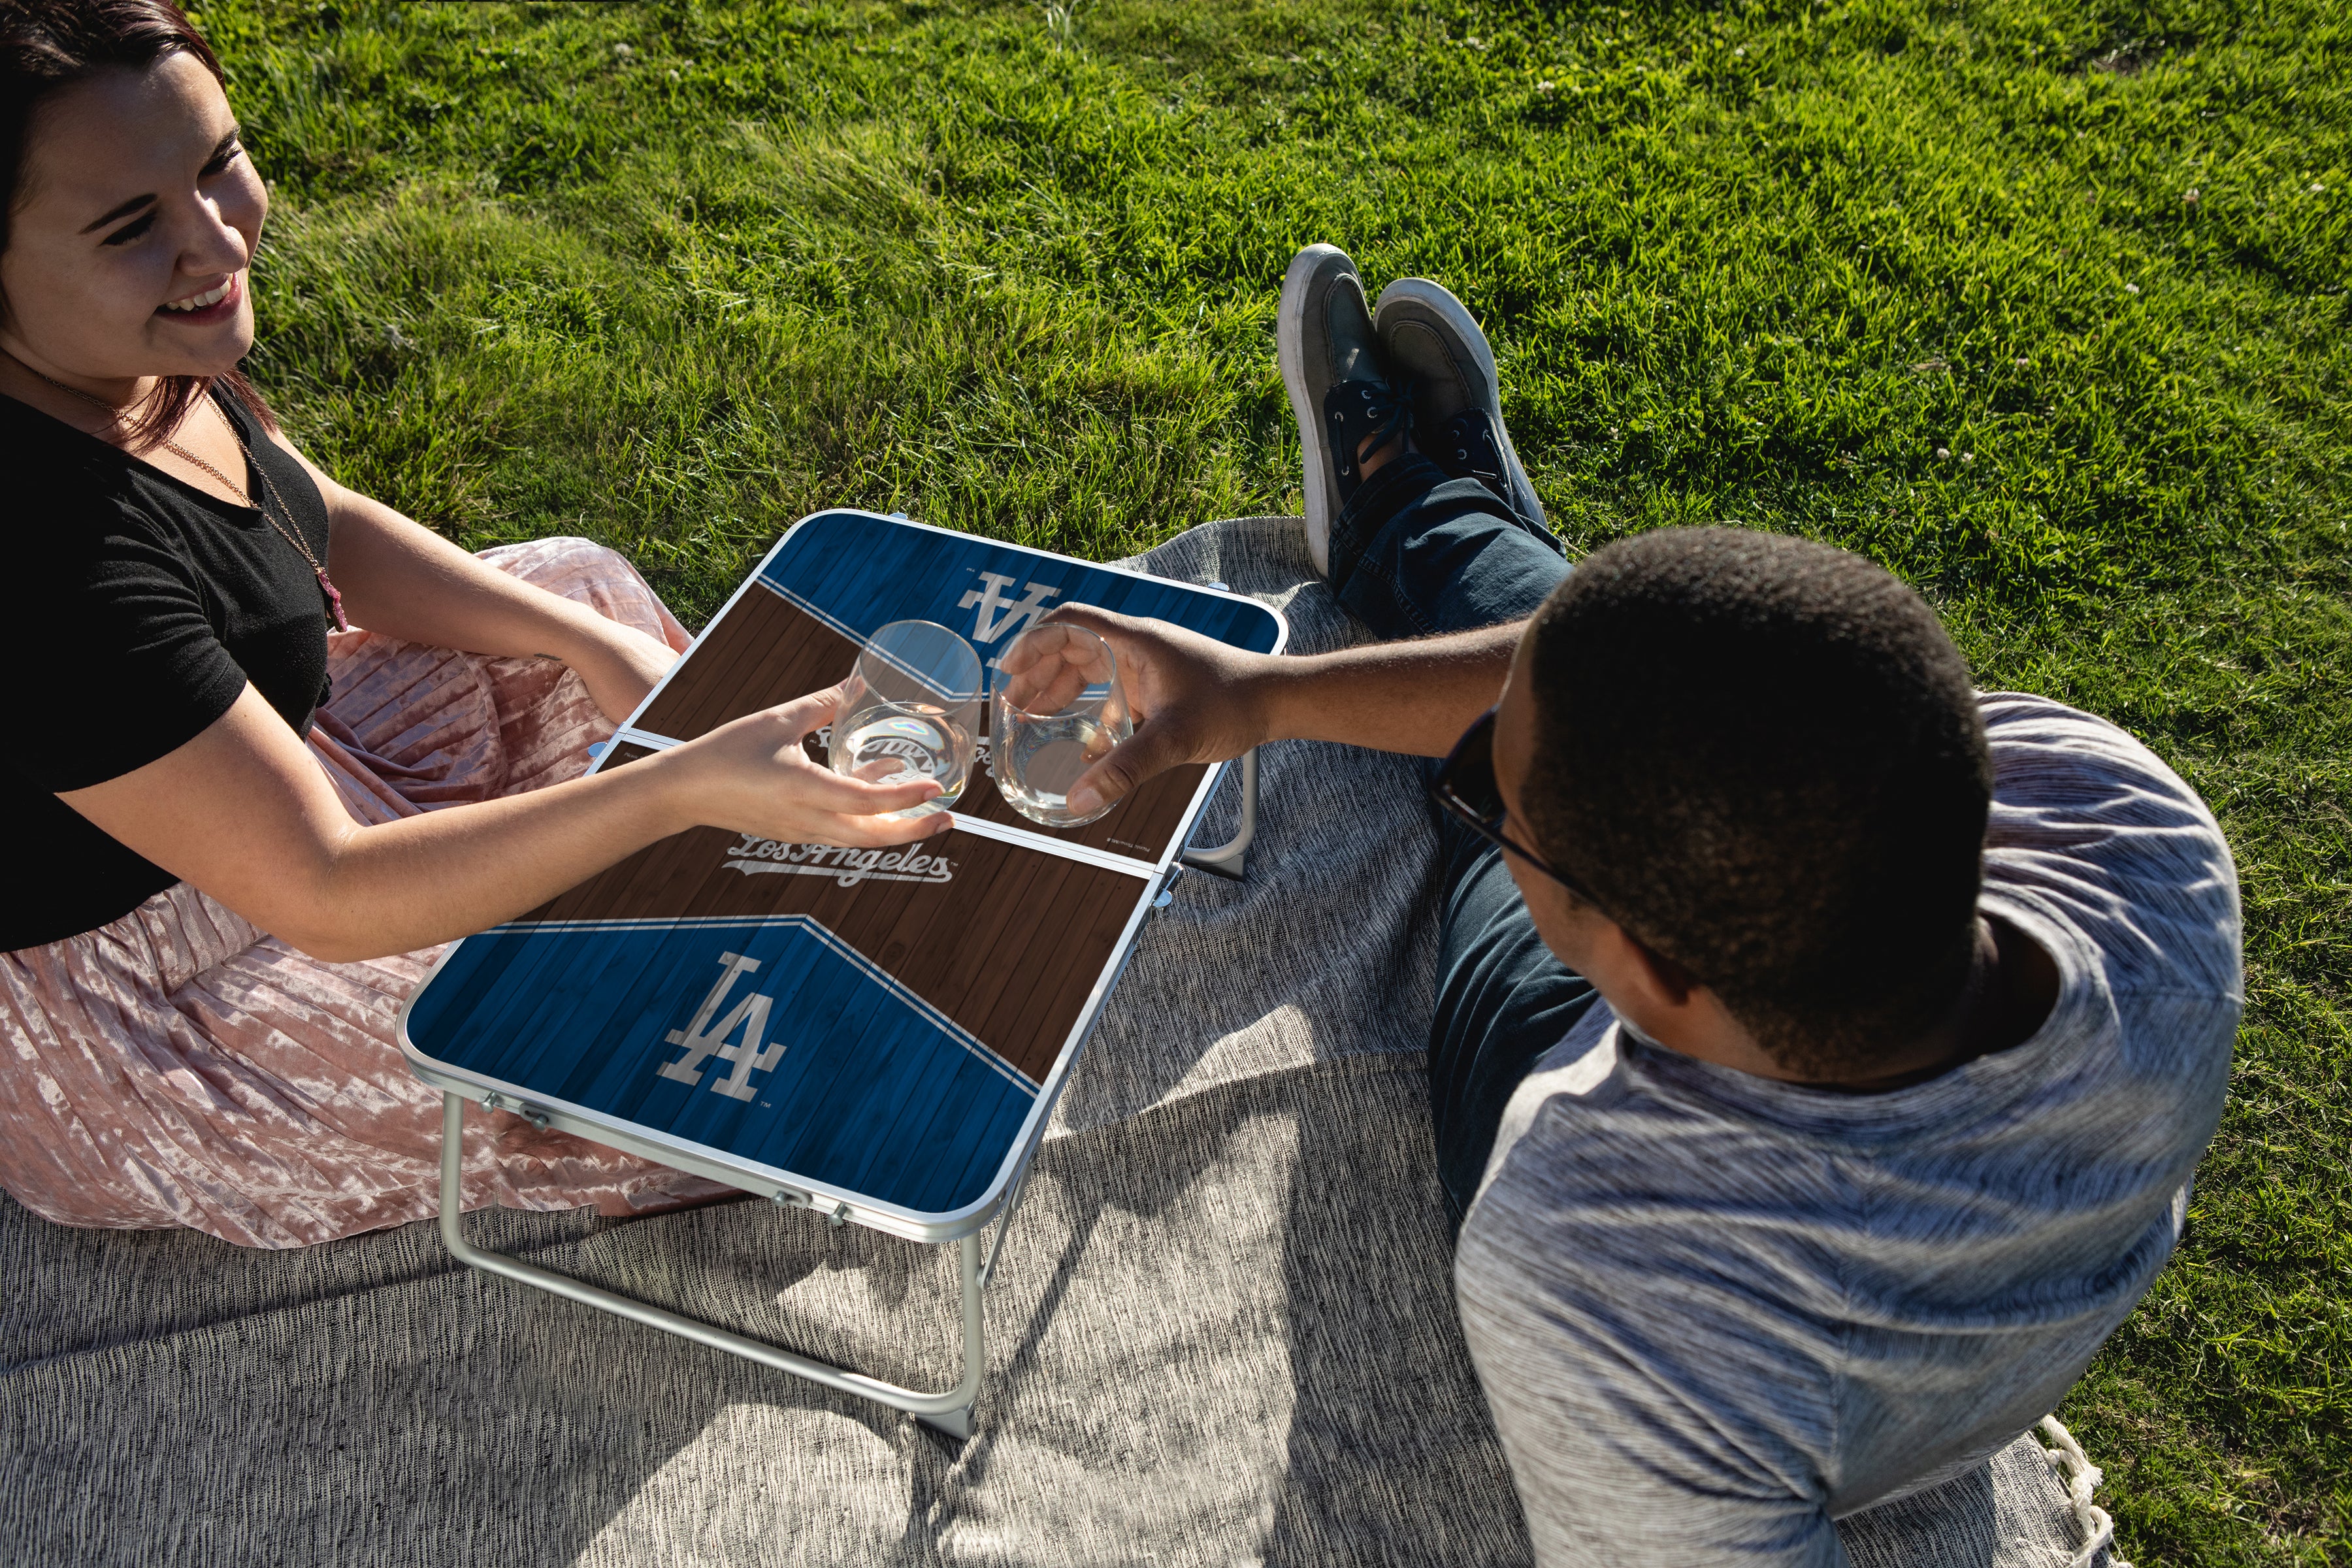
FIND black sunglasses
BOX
[1426,706,1603,907]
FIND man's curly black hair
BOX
[1518,527,1992,1079]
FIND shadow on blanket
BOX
[0,519,2106,1567]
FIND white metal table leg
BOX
[436,1094,983,1438]
[1181,747,1258,879]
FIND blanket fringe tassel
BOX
[2038,1414,2131,1568]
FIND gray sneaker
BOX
[1373,278,1552,539]
[1278,244,1407,575]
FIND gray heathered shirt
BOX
[1454,693,2240,1567]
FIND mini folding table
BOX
[399,510,1288,1437]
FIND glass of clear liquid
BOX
[991,622,1132,828]
[828,619,983,819]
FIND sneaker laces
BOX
[1437,408,1507,485]
[1328,374,1415,482]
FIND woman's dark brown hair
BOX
[0,0,272,446]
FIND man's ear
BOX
[1616,926,1700,1007]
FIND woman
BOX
[0,0,947,1247]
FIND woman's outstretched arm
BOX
[59,683,948,962]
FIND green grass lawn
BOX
[197,1,2347,1560]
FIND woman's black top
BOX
[0,387,336,950]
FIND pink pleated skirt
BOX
[0,537,732,1249]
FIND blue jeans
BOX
[1329,456,1600,1237]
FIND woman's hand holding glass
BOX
[658,687,954,849]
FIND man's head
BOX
[1494,527,1991,1081]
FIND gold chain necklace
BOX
[13,361,348,632]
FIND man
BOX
[1048,244,2239,1564]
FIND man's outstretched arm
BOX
[1040,605,1525,819]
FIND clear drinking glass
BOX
[828,619,983,818]
[991,623,1133,828]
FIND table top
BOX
[400,512,1287,1239]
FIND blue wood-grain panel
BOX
[407,916,1036,1217]
[764,512,1282,657]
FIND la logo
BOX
[958,572,1060,644]
[659,952,784,1100]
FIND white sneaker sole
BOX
[1278,244,1348,576]
[1373,277,1546,530]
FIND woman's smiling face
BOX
[0,48,265,389]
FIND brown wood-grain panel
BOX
[638,583,850,738]
[632,584,1209,863]
[519,823,1145,1084]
